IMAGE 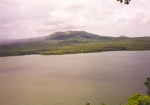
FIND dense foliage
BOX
[127,94,150,105]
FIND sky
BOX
[0,0,150,39]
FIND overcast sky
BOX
[0,0,150,39]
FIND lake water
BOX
[0,51,150,105]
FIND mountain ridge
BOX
[48,31,112,41]
[0,31,114,45]
[1,31,150,46]
[0,30,150,57]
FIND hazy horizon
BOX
[0,0,150,40]
[0,30,150,41]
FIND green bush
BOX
[127,94,150,105]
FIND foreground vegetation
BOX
[101,94,150,105]
[88,77,150,105]
[145,77,150,96]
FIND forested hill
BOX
[48,31,112,41]
[0,31,150,57]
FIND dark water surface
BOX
[0,51,150,105]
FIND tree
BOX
[117,0,131,5]
[144,77,150,96]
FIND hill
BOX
[48,31,112,41]
[0,31,113,46]
[0,31,150,56]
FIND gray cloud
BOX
[0,0,150,39]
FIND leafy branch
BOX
[117,0,131,5]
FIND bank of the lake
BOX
[0,51,150,105]
[1,37,150,57]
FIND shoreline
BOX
[0,50,150,57]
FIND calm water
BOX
[0,51,150,105]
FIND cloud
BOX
[0,0,150,39]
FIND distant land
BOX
[0,31,150,57]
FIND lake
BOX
[0,51,150,105]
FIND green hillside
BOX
[48,31,112,41]
[0,31,150,57]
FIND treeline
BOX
[0,38,150,57]
[41,38,150,55]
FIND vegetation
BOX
[0,31,150,57]
[86,94,150,105]
[42,39,150,55]
[0,31,149,105]
[127,94,150,105]
[86,77,150,105]
[144,77,150,96]
[117,0,140,5]
[117,0,131,5]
